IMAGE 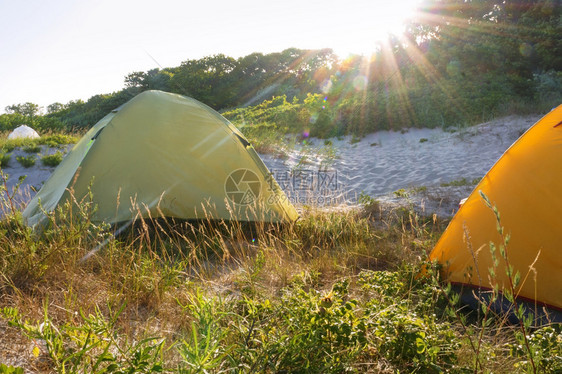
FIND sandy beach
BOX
[1,114,541,219]
[260,114,540,216]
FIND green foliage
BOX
[41,151,64,167]
[412,185,428,193]
[4,9,561,135]
[0,139,33,152]
[15,155,35,168]
[0,184,561,372]
[0,113,27,131]
[358,191,379,208]
[176,292,233,373]
[22,144,41,153]
[38,133,78,146]
[46,90,135,129]
[1,142,16,153]
[0,153,10,167]
[534,70,562,109]
[224,95,300,134]
[242,279,368,372]
[237,122,285,155]
[508,325,562,373]
[0,134,75,157]
[1,305,165,373]
[0,364,23,374]
[393,188,409,198]
[440,177,480,187]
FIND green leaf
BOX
[415,337,426,354]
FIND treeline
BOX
[1,0,560,137]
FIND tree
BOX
[4,102,42,125]
[124,69,173,92]
[47,102,65,114]
[170,54,238,108]
[5,102,41,117]
[124,71,148,89]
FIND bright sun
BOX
[325,0,421,57]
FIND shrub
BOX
[41,152,64,167]
[37,133,78,147]
[238,122,286,154]
[16,155,35,168]
[0,153,10,167]
[393,188,409,198]
[1,143,16,153]
[23,144,41,153]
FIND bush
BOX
[0,153,11,167]
[41,152,64,167]
[238,122,286,154]
[37,134,78,147]
[16,155,36,168]
[534,70,562,110]
[1,143,15,153]
[23,144,41,153]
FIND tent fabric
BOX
[430,105,562,311]
[22,90,298,227]
[8,125,40,139]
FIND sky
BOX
[0,0,420,113]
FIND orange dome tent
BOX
[430,105,562,322]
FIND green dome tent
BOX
[23,90,298,227]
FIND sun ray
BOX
[397,34,472,123]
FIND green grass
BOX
[36,133,79,148]
[0,132,79,154]
[0,181,559,372]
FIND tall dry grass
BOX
[0,186,559,372]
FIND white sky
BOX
[0,0,419,113]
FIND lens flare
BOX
[519,43,532,57]
[321,79,333,94]
[353,75,368,91]
[309,113,319,124]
